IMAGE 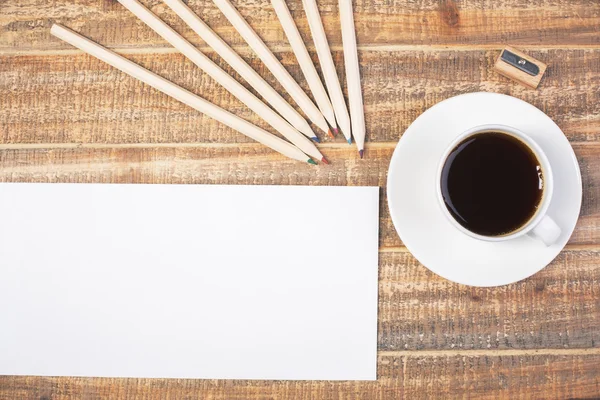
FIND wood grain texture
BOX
[1,0,599,52]
[2,352,600,399]
[2,49,600,145]
[1,0,600,398]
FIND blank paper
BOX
[0,183,379,381]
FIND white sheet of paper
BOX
[0,183,379,381]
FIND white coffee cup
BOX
[435,124,561,246]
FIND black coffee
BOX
[440,131,544,236]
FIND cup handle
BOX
[528,215,561,246]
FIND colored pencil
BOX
[302,0,352,143]
[339,0,366,157]
[162,0,319,141]
[116,0,325,162]
[270,0,338,136]
[50,24,315,164]
[213,0,331,136]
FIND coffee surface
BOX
[440,132,544,236]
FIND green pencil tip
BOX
[307,159,318,165]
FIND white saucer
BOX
[387,92,582,287]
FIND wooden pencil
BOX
[302,0,352,144]
[270,0,338,136]
[213,0,331,137]
[339,0,366,157]
[116,0,326,163]
[162,0,319,141]
[50,24,315,165]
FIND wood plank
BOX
[0,144,599,252]
[378,249,600,351]
[1,49,599,145]
[1,352,599,399]
[1,0,599,52]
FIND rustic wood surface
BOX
[1,0,599,398]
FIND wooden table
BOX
[1,0,599,398]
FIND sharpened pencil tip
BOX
[307,159,318,165]
[321,157,329,165]
[333,128,339,135]
[311,136,320,143]
[328,129,335,139]
[359,149,364,159]
[347,138,353,145]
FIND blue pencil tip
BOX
[347,138,352,145]
[311,136,320,143]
